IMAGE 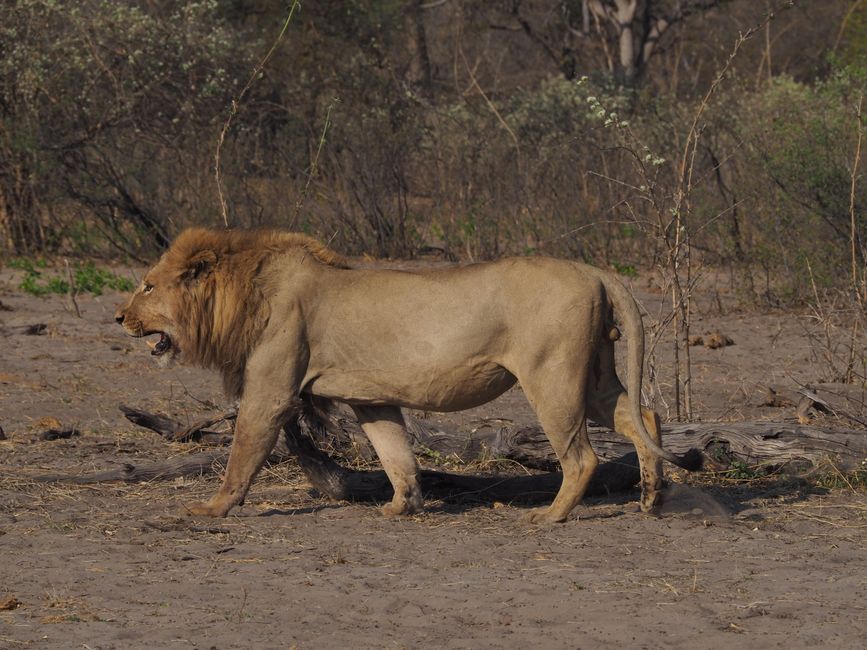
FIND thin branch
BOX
[846,94,864,381]
[456,34,521,165]
[215,0,300,228]
[848,94,863,296]
[290,99,337,229]
[64,259,81,319]
[833,0,866,54]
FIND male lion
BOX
[116,228,699,523]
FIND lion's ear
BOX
[183,249,217,282]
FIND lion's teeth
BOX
[146,339,157,350]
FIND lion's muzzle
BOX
[115,308,177,358]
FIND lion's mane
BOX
[165,228,346,398]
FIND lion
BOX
[115,228,700,522]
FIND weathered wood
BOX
[25,440,640,503]
[119,405,178,437]
[658,422,867,470]
[172,412,236,443]
[406,419,865,472]
[30,450,229,483]
[406,417,557,469]
[114,402,865,516]
[120,405,234,446]
[121,404,867,472]
[404,417,867,471]
[29,414,641,502]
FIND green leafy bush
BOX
[726,71,867,298]
[13,260,134,297]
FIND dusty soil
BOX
[0,263,865,649]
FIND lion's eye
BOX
[142,283,154,295]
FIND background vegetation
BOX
[1,0,865,305]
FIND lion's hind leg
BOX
[352,405,424,517]
[520,368,598,524]
[528,417,598,524]
[588,380,664,514]
[616,396,664,513]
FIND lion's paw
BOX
[639,491,663,515]
[380,487,424,517]
[525,506,568,525]
[381,503,407,517]
[380,499,421,518]
[183,500,229,518]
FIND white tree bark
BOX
[588,0,697,85]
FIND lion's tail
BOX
[590,268,702,472]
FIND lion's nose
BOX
[115,311,125,325]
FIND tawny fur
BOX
[116,227,697,522]
[157,228,346,398]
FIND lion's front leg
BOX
[185,406,285,517]
[186,342,306,518]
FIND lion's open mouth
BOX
[147,332,173,357]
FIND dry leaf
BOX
[0,596,21,611]
[35,416,63,430]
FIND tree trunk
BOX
[615,0,638,85]
[0,182,13,253]
[404,0,433,100]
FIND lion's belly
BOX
[304,361,517,412]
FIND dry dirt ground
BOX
[0,263,865,649]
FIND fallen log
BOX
[121,405,867,473]
[268,405,867,472]
[29,411,642,502]
[119,405,234,446]
[26,436,640,503]
[405,418,867,472]
[657,422,867,470]
[105,404,867,512]
[30,450,228,484]
[172,412,237,443]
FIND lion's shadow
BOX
[271,453,828,523]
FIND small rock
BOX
[657,484,732,521]
[21,323,47,335]
[40,428,81,441]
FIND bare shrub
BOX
[0,0,253,257]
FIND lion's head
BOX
[115,227,345,397]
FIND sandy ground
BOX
[0,263,865,649]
